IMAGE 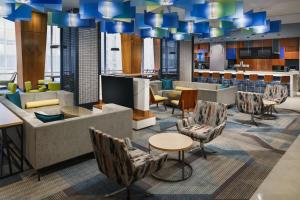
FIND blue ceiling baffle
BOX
[0,0,282,40]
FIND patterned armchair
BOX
[89,128,168,200]
[236,91,264,126]
[263,84,288,105]
[176,101,227,159]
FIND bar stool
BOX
[199,72,210,83]
[247,74,259,92]
[233,73,245,91]
[222,73,233,87]
[211,72,221,84]
[261,75,273,93]
[193,72,199,82]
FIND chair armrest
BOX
[132,152,168,178]
[204,122,226,143]
[176,117,194,131]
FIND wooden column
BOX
[15,12,47,90]
[121,34,143,74]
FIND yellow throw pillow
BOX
[26,99,60,109]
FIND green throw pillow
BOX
[162,79,173,90]
[35,112,64,123]
[6,91,22,108]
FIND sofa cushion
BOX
[6,91,22,108]
[34,112,64,123]
[26,99,59,109]
[175,86,192,91]
[154,95,167,101]
[162,79,173,90]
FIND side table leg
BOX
[0,128,3,176]
[20,125,24,172]
[182,151,185,179]
[3,129,12,175]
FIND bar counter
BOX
[194,69,300,97]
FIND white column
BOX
[179,41,192,82]
[210,43,226,71]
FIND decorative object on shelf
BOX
[1,0,281,40]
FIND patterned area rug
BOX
[0,106,299,200]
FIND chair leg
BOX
[156,103,158,108]
[200,143,207,159]
[172,107,175,114]
[251,114,258,126]
[164,102,167,111]
[127,187,130,200]
[104,187,126,198]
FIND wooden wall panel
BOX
[121,34,142,74]
[153,38,161,71]
[225,38,299,71]
[15,12,47,90]
[131,35,142,74]
[121,34,132,74]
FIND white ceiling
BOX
[62,0,300,24]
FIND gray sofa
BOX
[150,81,238,106]
[0,91,132,170]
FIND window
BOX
[142,38,155,72]
[0,18,16,81]
[45,26,60,79]
[100,32,122,74]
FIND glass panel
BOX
[0,18,17,81]
[101,33,122,74]
[143,38,155,72]
[45,26,61,80]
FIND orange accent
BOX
[224,73,232,80]
[249,74,258,81]
[281,76,290,84]
[133,109,155,121]
[212,72,221,80]
[201,72,210,78]
[264,75,273,83]
[193,72,199,78]
[236,73,244,81]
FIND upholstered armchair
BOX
[263,84,288,105]
[236,91,264,126]
[89,128,168,200]
[176,101,227,159]
[150,87,168,110]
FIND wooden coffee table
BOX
[148,133,193,182]
[60,106,92,118]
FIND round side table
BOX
[148,133,193,182]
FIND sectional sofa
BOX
[0,91,132,171]
[150,80,238,106]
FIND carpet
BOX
[0,106,299,200]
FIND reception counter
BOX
[194,69,300,97]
